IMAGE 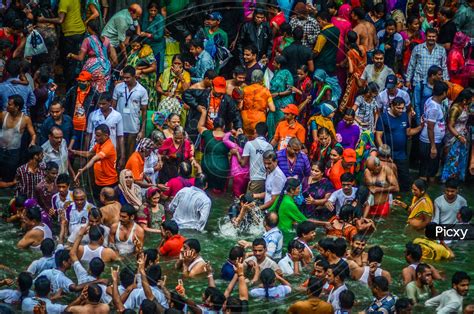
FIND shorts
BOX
[247,180,265,194]
[369,201,390,217]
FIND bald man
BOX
[102,4,143,58]
[99,187,121,227]
[363,156,399,217]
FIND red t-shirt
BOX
[159,234,186,257]
[0,28,21,59]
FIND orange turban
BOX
[77,71,92,81]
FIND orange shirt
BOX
[72,87,90,131]
[159,234,186,257]
[328,160,354,189]
[242,84,273,135]
[125,151,144,181]
[273,120,306,150]
[93,138,118,186]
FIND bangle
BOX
[207,274,213,278]
[238,274,245,277]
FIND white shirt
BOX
[68,223,110,247]
[327,284,348,311]
[171,186,211,231]
[113,82,148,134]
[361,65,394,91]
[376,88,411,112]
[249,285,291,299]
[124,285,169,310]
[0,289,34,304]
[433,195,467,225]
[22,297,67,314]
[277,254,302,276]
[42,139,69,174]
[36,269,74,294]
[242,137,273,181]
[73,261,111,304]
[66,202,94,242]
[87,108,124,149]
[265,166,287,203]
[328,188,358,215]
[27,256,56,277]
[425,288,464,314]
[420,97,446,144]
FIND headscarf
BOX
[136,138,154,154]
[337,4,351,21]
[313,69,342,102]
[452,31,470,49]
[119,169,142,210]
[320,101,337,117]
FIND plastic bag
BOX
[24,30,48,57]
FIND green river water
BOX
[0,182,473,313]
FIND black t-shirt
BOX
[282,42,313,77]
[437,20,457,45]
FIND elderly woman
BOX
[116,169,143,210]
[127,35,158,109]
[158,126,193,183]
[137,187,165,234]
[268,55,294,140]
[393,179,433,231]
[144,130,165,185]
[162,113,182,139]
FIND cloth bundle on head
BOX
[313,69,342,102]
[137,138,154,153]
[119,169,142,209]
[77,70,92,81]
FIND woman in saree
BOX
[116,169,143,210]
[311,126,342,166]
[67,19,116,93]
[393,179,433,231]
[137,187,165,234]
[312,69,341,110]
[197,108,230,193]
[127,35,158,110]
[267,55,294,140]
[332,4,352,90]
[339,31,367,114]
[155,54,191,127]
[83,0,102,28]
[308,101,337,149]
[158,125,193,184]
[303,160,335,219]
[140,1,165,73]
[441,89,472,182]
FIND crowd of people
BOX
[0,0,472,313]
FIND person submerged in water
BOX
[229,192,264,232]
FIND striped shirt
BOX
[276,149,311,182]
[15,163,45,198]
[406,42,449,84]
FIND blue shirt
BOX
[0,78,36,113]
[367,293,397,313]
[190,50,214,83]
[376,111,409,160]
[221,260,235,281]
[39,115,74,145]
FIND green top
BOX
[203,27,229,48]
[314,25,340,74]
[269,195,307,233]
[161,0,190,17]
[201,129,230,179]
[58,0,86,37]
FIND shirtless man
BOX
[0,94,36,182]
[377,144,397,178]
[351,7,377,58]
[17,205,53,250]
[346,233,368,273]
[175,238,207,277]
[65,284,110,314]
[188,69,217,90]
[226,66,247,96]
[73,224,119,263]
[99,187,121,227]
[364,156,399,217]
[401,241,443,285]
[109,204,145,255]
